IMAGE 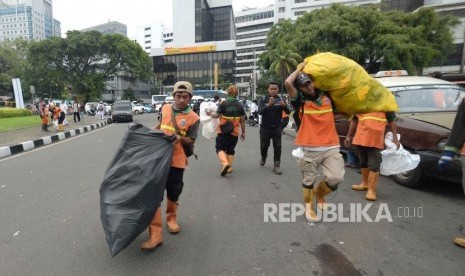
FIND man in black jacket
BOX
[258,82,291,174]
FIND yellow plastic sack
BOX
[302,52,398,115]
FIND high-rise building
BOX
[235,5,274,97]
[152,0,236,91]
[274,0,380,23]
[0,0,61,42]
[81,21,127,36]
[134,22,166,54]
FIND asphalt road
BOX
[0,113,464,276]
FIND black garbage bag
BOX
[100,123,174,256]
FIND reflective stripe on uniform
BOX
[161,124,187,136]
[303,108,333,114]
[358,116,387,122]
[222,115,241,120]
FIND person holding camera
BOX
[258,82,291,175]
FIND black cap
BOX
[294,73,312,87]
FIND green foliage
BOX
[260,4,459,75]
[0,107,33,118]
[24,31,153,101]
[0,39,30,96]
[122,88,136,101]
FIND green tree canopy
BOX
[261,4,459,75]
[25,30,153,100]
[0,39,29,96]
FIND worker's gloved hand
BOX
[437,150,456,171]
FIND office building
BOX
[0,0,61,42]
[235,5,274,97]
[274,0,380,23]
[81,21,127,36]
[134,22,166,54]
[152,0,236,91]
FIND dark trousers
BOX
[260,127,282,162]
[215,133,239,155]
[73,112,80,123]
[58,112,65,124]
[165,167,185,202]
[357,146,382,172]
[280,117,289,130]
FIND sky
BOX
[53,0,274,38]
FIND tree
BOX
[25,31,153,101]
[260,4,459,75]
[123,88,136,101]
[266,46,301,94]
[0,39,29,97]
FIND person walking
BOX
[258,82,291,174]
[56,100,66,131]
[345,112,400,201]
[437,98,465,248]
[40,100,50,132]
[284,64,345,222]
[207,85,246,176]
[72,98,81,123]
[96,101,105,120]
[141,81,200,251]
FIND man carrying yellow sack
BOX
[300,52,398,115]
[344,112,400,201]
[285,63,345,222]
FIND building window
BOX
[295,0,307,2]
[278,7,285,13]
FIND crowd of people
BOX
[140,67,465,250]
[37,98,108,132]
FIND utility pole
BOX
[252,48,257,100]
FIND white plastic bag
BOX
[200,101,219,139]
[380,132,420,176]
[202,120,218,139]
[53,119,58,129]
[292,147,305,159]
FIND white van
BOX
[165,96,174,103]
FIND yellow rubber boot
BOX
[217,151,230,177]
[454,237,465,248]
[166,199,180,234]
[314,180,332,210]
[303,188,318,222]
[226,155,234,173]
[352,168,370,191]
[141,208,163,251]
[365,172,380,201]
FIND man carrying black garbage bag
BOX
[141,81,200,251]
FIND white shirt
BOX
[250,103,258,113]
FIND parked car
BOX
[142,103,154,113]
[336,75,465,188]
[131,103,145,114]
[103,103,112,115]
[111,100,133,123]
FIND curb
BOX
[0,119,112,159]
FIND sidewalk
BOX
[0,114,112,158]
